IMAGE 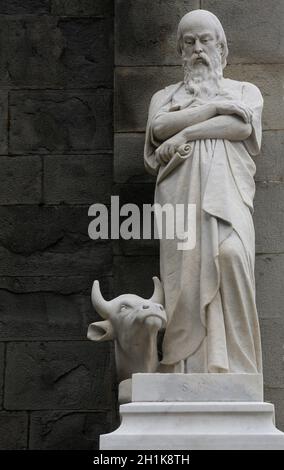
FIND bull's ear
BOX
[87,320,115,342]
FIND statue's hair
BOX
[177,10,229,69]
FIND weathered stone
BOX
[115,66,182,132]
[254,182,284,254]
[114,133,155,184]
[0,205,112,277]
[114,255,159,298]
[115,65,284,132]
[0,344,4,405]
[260,318,284,388]
[0,17,113,88]
[44,154,112,204]
[116,0,199,66]
[0,205,97,255]
[255,131,284,182]
[29,411,113,450]
[116,0,284,66]
[0,292,104,341]
[0,242,112,277]
[0,157,41,205]
[0,92,8,155]
[5,341,114,410]
[9,90,112,154]
[202,0,284,65]
[55,17,113,87]
[226,65,284,131]
[264,388,284,432]
[51,0,114,17]
[113,182,158,256]
[0,412,28,450]
[0,275,112,296]
[0,0,49,14]
[256,255,284,320]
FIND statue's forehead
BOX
[179,10,220,37]
[181,18,217,36]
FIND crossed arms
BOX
[152,101,253,164]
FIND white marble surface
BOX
[132,373,263,402]
[144,9,263,373]
[100,401,284,450]
[88,277,166,382]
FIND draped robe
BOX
[144,78,263,373]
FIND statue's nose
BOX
[194,40,203,54]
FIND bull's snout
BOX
[141,303,167,329]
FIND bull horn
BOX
[149,276,164,305]
[91,280,111,319]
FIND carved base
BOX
[100,401,284,450]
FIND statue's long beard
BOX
[183,51,223,100]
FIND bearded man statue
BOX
[144,10,263,374]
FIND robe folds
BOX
[144,78,263,373]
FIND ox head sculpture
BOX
[87,277,167,383]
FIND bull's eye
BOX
[120,304,128,311]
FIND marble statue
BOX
[144,9,263,375]
[88,277,166,383]
[96,8,284,450]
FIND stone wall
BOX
[114,0,284,431]
[0,1,117,450]
[0,0,283,450]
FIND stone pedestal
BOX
[100,374,284,450]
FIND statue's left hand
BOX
[155,132,187,165]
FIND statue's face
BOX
[181,18,221,68]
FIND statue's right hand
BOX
[215,101,253,124]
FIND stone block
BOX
[29,411,113,450]
[256,254,284,320]
[115,66,182,132]
[0,275,112,296]
[0,157,41,205]
[226,65,284,131]
[0,291,104,341]
[51,0,114,17]
[43,154,112,205]
[0,17,113,88]
[260,318,284,388]
[9,90,112,154]
[0,92,8,155]
[112,183,158,256]
[115,0,199,66]
[0,0,49,14]
[0,412,28,450]
[101,401,284,450]
[0,205,98,255]
[0,343,4,405]
[264,388,284,432]
[132,373,263,402]
[114,133,155,184]
[0,242,112,277]
[116,0,284,66]
[202,0,284,65]
[115,65,284,132]
[255,131,284,182]
[254,182,284,254]
[5,341,114,410]
[114,255,159,298]
[0,205,112,278]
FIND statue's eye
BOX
[120,304,128,311]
